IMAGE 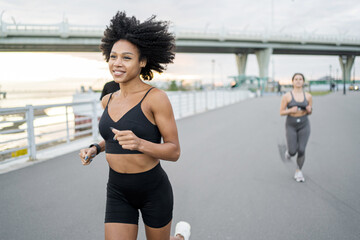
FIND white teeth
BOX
[114,71,124,75]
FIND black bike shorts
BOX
[105,163,173,228]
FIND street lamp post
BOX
[211,59,215,89]
[336,68,339,91]
[329,64,332,91]
[0,10,4,24]
[0,10,5,30]
[353,66,356,85]
[341,56,347,95]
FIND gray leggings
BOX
[286,115,310,169]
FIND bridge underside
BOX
[174,40,360,56]
[176,46,360,56]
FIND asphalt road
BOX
[1,91,359,240]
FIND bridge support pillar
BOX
[339,55,355,95]
[235,53,248,75]
[255,48,273,96]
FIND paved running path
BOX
[1,91,359,240]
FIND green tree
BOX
[168,80,178,91]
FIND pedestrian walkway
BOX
[0,92,359,240]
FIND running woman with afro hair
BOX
[79,11,191,240]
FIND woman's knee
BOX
[288,149,297,156]
[145,220,172,240]
[297,148,305,157]
[105,223,138,240]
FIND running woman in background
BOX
[100,80,120,100]
[79,11,191,240]
[280,73,312,182]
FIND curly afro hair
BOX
[100,11,175,80]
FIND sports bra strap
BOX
[290,91,294,99]
[140,87,155,103]
[106,93,114,107]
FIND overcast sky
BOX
[0,0,359,87]
[2,0,360,34]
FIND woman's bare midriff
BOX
[289,110,308,118]
[106,154,160,173]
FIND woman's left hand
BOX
[111,127,142,151]
[306,105,312,114]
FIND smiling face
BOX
[292,74,305,88]
[108,39,146,84]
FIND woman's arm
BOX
[112,89,180,161]
[305,92,313,115]
[280,93,297,116]
[79,94,111,165]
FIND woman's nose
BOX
[114,58,122,66]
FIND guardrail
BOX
[168,89,252,119]
[0,101,101,164]
[0,89,253,165]
[1,20,360,46]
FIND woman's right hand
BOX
[79,147,97,166]
[288,106,298,114]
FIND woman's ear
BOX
[140,58,147,68]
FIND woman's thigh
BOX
[298,121,310,153]
[105,223,138,240]
[145,220,172,240]
[286,123,298,154]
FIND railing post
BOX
[178,92,182,118]
[193,91,196,114]
[216,90,219,108]
[65,106,70,143]
[205,91,208,111]
[26,105,36,161]
[223,89,226,106]
[91,100,98,141]
[187,92,190,115]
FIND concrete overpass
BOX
[0,20,359,82]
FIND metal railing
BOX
[168,89,252,119]
[0,101,102,164]
[0,89,253,164]
[1,20,360,46]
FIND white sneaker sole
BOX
[175,221,191,240]
[295,177,305,182]
[285,151,291,160]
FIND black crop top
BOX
[98,87,161,154]
[287,91,308,111]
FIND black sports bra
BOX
[98,87,161,154]
[287,91,308,111]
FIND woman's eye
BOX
[110,55,116,59]
[124,56,131,60]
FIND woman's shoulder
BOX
[101,92,113,108]
[282,91,291,100]
[147,87,168,100]
[304,91,312,98]
[145,87,171,108]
